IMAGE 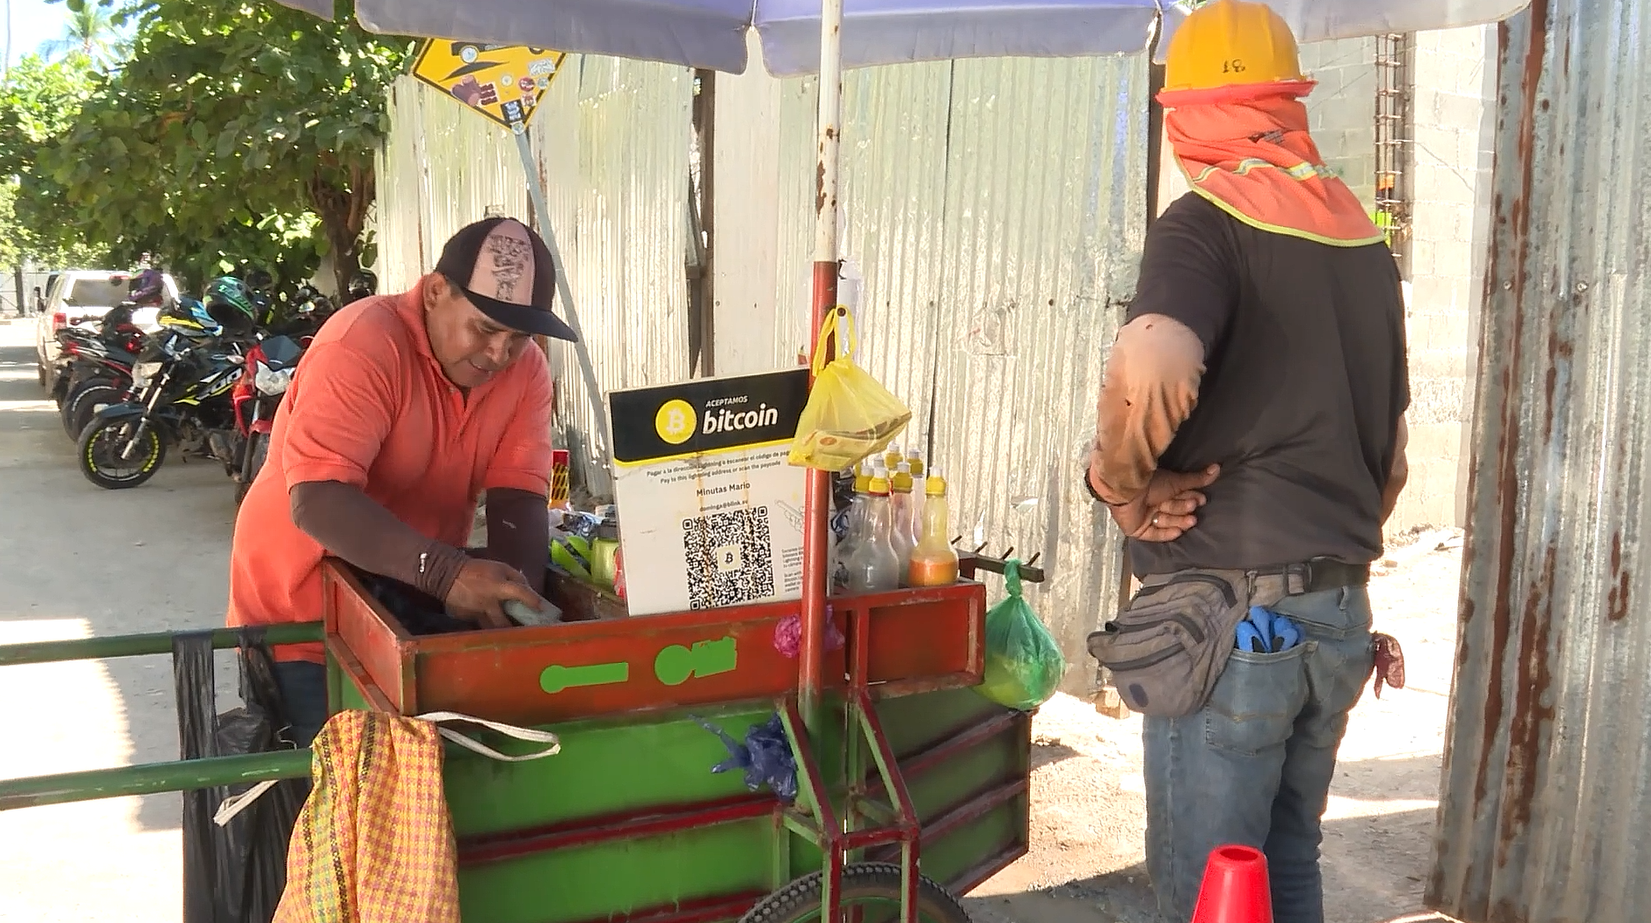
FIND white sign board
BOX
[607,369,811,616]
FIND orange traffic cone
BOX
[1190,844,1273,923]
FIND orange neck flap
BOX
[1159,85,1387,247]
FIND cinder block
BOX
[1408,373,1469,425]
[1410,239,1437,278]
[1436,92,1488,131]
[1431,236,1477,277]
[1408,349,1473,382]
[1424,312,1473,351]
[1409,275,1461,314]
[1410,205,1457,242]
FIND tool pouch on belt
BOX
[1086,569,1284,718]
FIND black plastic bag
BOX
[176,629,308,923]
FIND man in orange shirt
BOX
[227,217,575,744]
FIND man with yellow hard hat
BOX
[1084,2,1411,921]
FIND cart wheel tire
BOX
[739,862,973,923]
[77,416,166,490]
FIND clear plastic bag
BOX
[976,560,1067,711]
[788,308,912,472]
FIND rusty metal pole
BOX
[800,5,846,917]
[799,0,844,735]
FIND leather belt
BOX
[1253,557,1370,595]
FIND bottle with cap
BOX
[832,462,874,593]
[845,470,901,593]
[905,446,926,478]
[889,462,918,585]
[883,442,904,472]
[908,473,960,587]
[904,445,927,544]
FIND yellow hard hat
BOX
[1162,0,1306,93]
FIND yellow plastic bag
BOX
[788,308,912,471]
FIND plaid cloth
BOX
[273,710,459,923]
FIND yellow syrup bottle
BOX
[907,473,960,587]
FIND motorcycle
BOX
[222,334,305,503]
[75,331,251,490]
[49,302,146,410]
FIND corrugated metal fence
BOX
[761,57,1151,690]
[376,60,694,485]
[377,51,1151,691]
[1427,1,1651,921]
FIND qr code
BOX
[683,507,775,609]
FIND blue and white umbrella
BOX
[278,0,1529,75]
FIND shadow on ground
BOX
[967,747,1445,923]
[0,341,243,833]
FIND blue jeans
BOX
[1142,585,1376,923]
[272,660,329,748]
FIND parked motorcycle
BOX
[58,298,219,440]
[48,301,146,409]
[75,331,250,490]
[221,334,304,503]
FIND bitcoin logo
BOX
[655,399,697,445]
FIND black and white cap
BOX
[434,216,577,342]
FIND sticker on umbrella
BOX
[410,39,567,131]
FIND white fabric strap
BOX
[213,780,278,827]
[413,710,562,762]
[211,710,559,827]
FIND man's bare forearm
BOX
[1091,314,1205,504]
[289,480,469,599]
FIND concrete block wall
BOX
[1395,25,1497,534]
[1298,38,1379,210]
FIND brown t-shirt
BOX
[1125,193,1410,578]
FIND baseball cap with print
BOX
[434,216,578,342]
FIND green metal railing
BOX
[0,622,324,812]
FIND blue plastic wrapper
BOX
[695,712,798,803]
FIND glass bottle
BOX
[846,473,901,593]
[908,473,960,587]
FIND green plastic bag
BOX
[976,560,1066,711]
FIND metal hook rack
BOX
[953,538,1045,585]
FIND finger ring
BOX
[1152,513,1160,527]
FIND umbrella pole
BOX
[799,0,844,733]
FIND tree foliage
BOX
[39,4,132,70]
[28,0,410,293]
[0,52,108,270]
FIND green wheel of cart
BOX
[739,862,973,923]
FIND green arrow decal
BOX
[540,661,630,694]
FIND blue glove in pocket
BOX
[1235,620,1268,653]
[1270,613,1303,650]
[1236,605,1305,653]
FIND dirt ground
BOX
[964,532,1468,923]
[0,318,1465,921]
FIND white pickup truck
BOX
[33,269,181,387]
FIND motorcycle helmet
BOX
[347,270,377,304]
[202,276,260,336]
[158,296,224,339]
